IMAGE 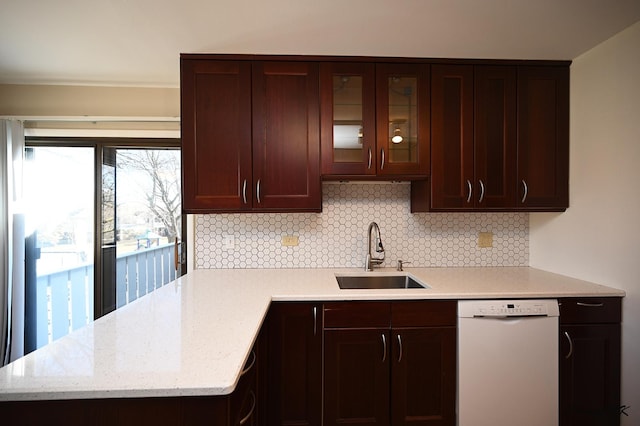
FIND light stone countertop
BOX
[0,267,625,401]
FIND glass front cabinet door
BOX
[321,62,429,178]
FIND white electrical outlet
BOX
[222,235,235,250]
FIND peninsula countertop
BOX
[0,267,625,401]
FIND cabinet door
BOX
[267,303,322,426]
[180,59,252,212]
[320,62,376,176]
[376,63,430,177]
[474,66,517,209]
[430,64,474,209]
[391,327,456,426]
[324,329,390,425]
[560,324,621,426]
[252,62,321,211]
[517,66,569,210]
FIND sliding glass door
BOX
[103,148,183,312]
[23,140,184,353]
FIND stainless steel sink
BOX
[336,274,428,289]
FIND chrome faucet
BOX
[365,221,385,271]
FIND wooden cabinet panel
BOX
[323,301,456,426]
[559,298,622,324]
[559,324,621,426]
[517,66,569,210]
[391,327,456,426]
[252,62,321,211]
[324,329,391,425]
[559,297,622,426]
[320,62,377,176]
[430,64,474,209]
[429,64,517,211]
[181,58,321,213]
[267,303,322,426]
[415,63,566,212]
[321,62,429,179]
[181,60,252,212]
[474,65,517,208]
[390,300,456,327]
[324,301,391,328]
[375,63,430,177]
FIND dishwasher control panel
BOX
[458,299,559,318]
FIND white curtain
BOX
[0,119,25,366]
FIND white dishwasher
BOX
[457,299,559,426]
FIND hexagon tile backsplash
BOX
[195,183,528,269]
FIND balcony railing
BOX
[35,243,177,349]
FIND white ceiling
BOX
[2,0,640,87]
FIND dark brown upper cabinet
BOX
[181,58,321,213]
[413,63,568,212]
[517,66,569,210]
[321,62,430,180]
[427,64,517,211]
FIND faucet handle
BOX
[396,260,411,271]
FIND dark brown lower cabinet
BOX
[323,301,456,426]
[559,298,622,426]
[391,327,456,425]
[267,302,322,426]
[0,393,255,426]
[324,328,391,425]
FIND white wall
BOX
[530,21,640,424]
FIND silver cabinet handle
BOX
[240,350,256,377]
[256,179,261,204]
[238,390,256,425]
[521,179,528,203]
[381,333,387,362]
[380,148,385,170]
[577,302,604,307]
[466,180,473,203]
[242,179,247,204]
[564,331,573,359]
[397,334,403,363]
[478,179,485,203]
[367,147,372,169]
[313,306,317,336]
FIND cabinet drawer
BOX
[324,302,390,328]
[391,300,457,327]
[559,297,621,324]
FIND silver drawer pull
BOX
[381,334,387,362]
[466,180,473,203]
[240,350,256,377]
[242,179,247,204]
[576,302,605,308]
[478,179,485,203]
[256,179,261,204]
[564,331,573,359]
[397,334,403,363]
[313,306,317,336]
[238,391,256,425]
[521,179,528,203]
